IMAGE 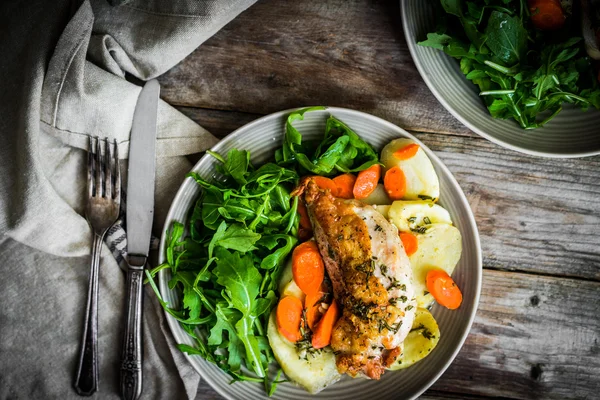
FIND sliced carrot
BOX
[276,295,304,342]
[297,200,311,230]
[353,164,381,200]
[305,291,326,331]
[393,143,420,160]
[333,173,356,199]
[311,299,340,349]
[292,241,325,295]
[528,0,564,31]
[426,269,463,310]
[311,176,338,194]
[399,232,418,256]
[383,166,406,200]
[296,200,313,241]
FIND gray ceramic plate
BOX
[158,107,482,399]
[401,0,600,158]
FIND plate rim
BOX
[399,0,600,159]
[157,106,483,399]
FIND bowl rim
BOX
[400,0,600,159]
[157,106,483,399]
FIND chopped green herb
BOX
[410,226,428,235]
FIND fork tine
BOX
[104,138,112,200]
[95,137,103,198]
[88,136,95,198]
[113,139,121,203]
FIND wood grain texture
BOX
[194,269,600,399]
[160,0,473,136]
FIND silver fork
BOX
[74,136,121,396]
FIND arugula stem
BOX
[143,262,172,283]
[254,318,265,336]
[549,92,590,104]
[206,150,227,164]
[249,195,269,230]
[284,196,299,234]
[479,89,516,96]
[535,105,563,128]
[484,60,518,75]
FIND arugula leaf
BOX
[485,11,527,65]
[258,234,297,270]
[223,149,251,185]
[208,302,244,372]
[418,32,452,50]
[213,248,265,376]
[282,108,378,175]
[214,223,262,253]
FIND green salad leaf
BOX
[279,106,379,175]
[418,0,600,129]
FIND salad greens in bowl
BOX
[402,0,600,157]
[151,107,481,399]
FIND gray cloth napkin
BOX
[0,0,255,398]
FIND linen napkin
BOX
[0,0,255,398]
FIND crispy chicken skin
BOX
[293,178,416,379]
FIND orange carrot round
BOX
[276,295,304,342]
[399,232,418,256]
[311,299,340,349]
[304,291,325,331]
[353,164,381,200]
[528,0,565,31]
[393,143,420,160]
[311,176,338,194]
[383,166,406,200]
[333,173,357,199]
[292,241,325,295]
[426,269,463,310]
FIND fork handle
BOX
[120,257,145,400]
[74,233,103,396]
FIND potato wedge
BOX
[267,310,341,394]
[380,139,439,200]
[388,200,452,233]
[360,183,391,205]
[408,223,462,308]
[388,308,440,370]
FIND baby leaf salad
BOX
[419,0,600,129]
[146,106,379,394]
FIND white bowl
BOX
[158,107,482,399]
[401,0,600,158]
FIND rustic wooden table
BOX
[157,1,600,399]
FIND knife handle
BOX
[120,259,145,400]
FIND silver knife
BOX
[121,79,159,400]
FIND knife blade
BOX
[121,79,159,400]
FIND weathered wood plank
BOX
[160,0,473,137]
[177,106,600,281]
[194,269,600,399]
[176,106,260,139]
